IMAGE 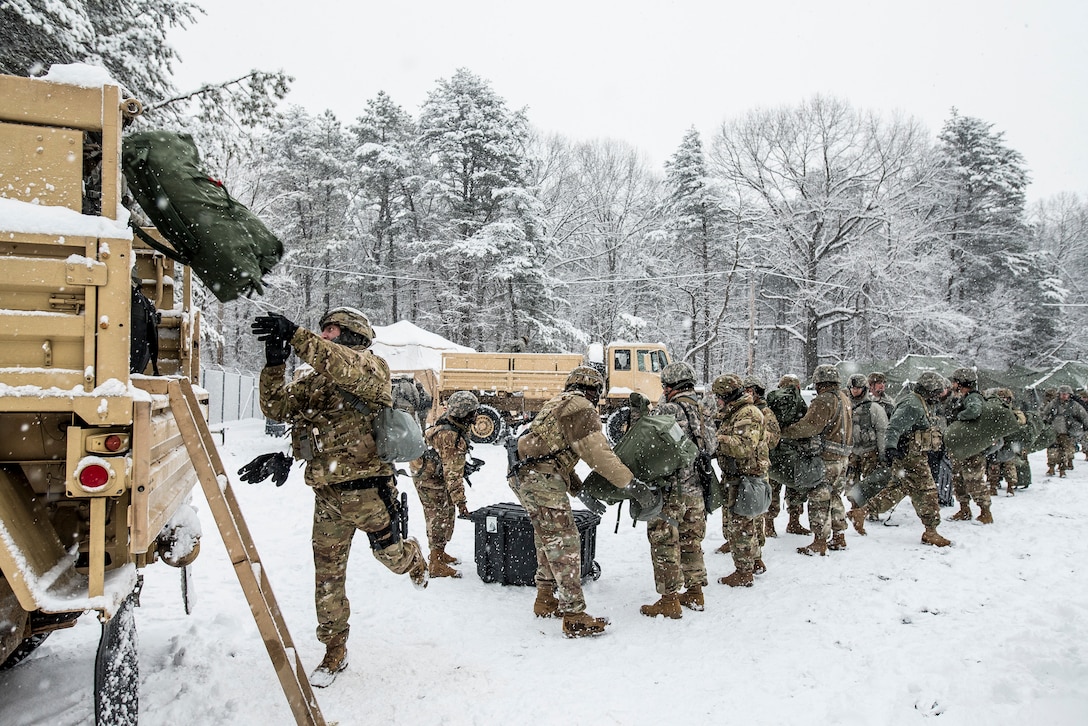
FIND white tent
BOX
[371,320,473,373]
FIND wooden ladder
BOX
[168,378,325,726]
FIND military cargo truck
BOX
[436,342,670,443]
[0,71,208,724]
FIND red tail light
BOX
[78,464,110,491]
[104,435,123,452]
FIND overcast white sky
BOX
[169,0,1087,201]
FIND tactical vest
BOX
[910,399,944,452]
[520,391,582,474]
[851,400,879,453]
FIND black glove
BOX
[576,490,607,515]
[252,313,299,345]
[264,337,292,366]
[624,477,663,522]
[238,452,293,486]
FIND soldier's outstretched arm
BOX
[571,431,633,489]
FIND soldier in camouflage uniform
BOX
[635,362,716,617]
[779,365,852,555]
[868,372,952,547]
[253,307,428,687]
[1042,385,1088,477]
[742,375,780,542]
[984,388,1025,496]
[509,366,658,638]
[713,374,767,587]
[410,390,479,578]
[766,375,811,537]
[844,374,888,535]
[867,371,896,419]
[946,367,993,523]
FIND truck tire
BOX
[470,404,507,445]
[606,407,630,445]
[0,632,50,671]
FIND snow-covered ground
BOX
[2,418,1086,725]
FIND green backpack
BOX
[122,130,283,302]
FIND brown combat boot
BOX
[1046,464,1055,476]
[1059,467,1067,478]
[640,593,682,619]
[718,570,754,587]
[977,506,994,524]
[796,537,828,556]
[752,559,767,575]
[310,636,348,688]
[434,548,460,565]
[827,532,848,551]
[764,516,778,538]
[533,586,560,618]
[429,549,462,578]
[562,612,610,638]
[921,527,951,547]
[847,508,868,536]
[949,502,973,521]
[786,512,811,536]
[715,541,731,554]
[1006,483,1015,497]
[406,539,428,589]
[678,586,704,611]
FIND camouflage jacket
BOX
[260,328,394,488]
[411,416,471,505]
[948,390,984,422]
[716,394,766,478]
[752,395,781,451]
[1042,397,1088,438]
[518,390,632,489]
[780,384,852,461]
[884,391,943,456]
[850,393,889,456]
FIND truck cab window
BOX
[614,350,631,371]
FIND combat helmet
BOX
[914,372,948,397]
[995,388,1014,403]
[319,307,375,347]
[867,371,887,385]
[1058,385,1074,395]
[741,374,766,394]
[660,362,696,389]
[778,375,801,390]
[565,365,605,394]
[950,367,977,386]
[712,374,743,397]
[446,391,479,419]
[848,374,868,389]
[812,364,841,386]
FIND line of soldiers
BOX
[241,304,1087,664]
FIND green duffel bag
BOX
[731,475,771,518]
[845,464,892,508]
[1027,412,1056,453]
[581,413,699,504]
[771,439,824,491]
[122,130,284,302]
[945,398,1022,461]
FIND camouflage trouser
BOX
[722,486,763,574]
[412,476,456,550]
[952,453,989,508]
[846,450,881,507]
[805,458,847,542]
[509,467,586,614]
[868,452,941,529]
[646,484,707,595]
[1049,434,1077,471]
[986,459,1018,489]
[312,484,423,645]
